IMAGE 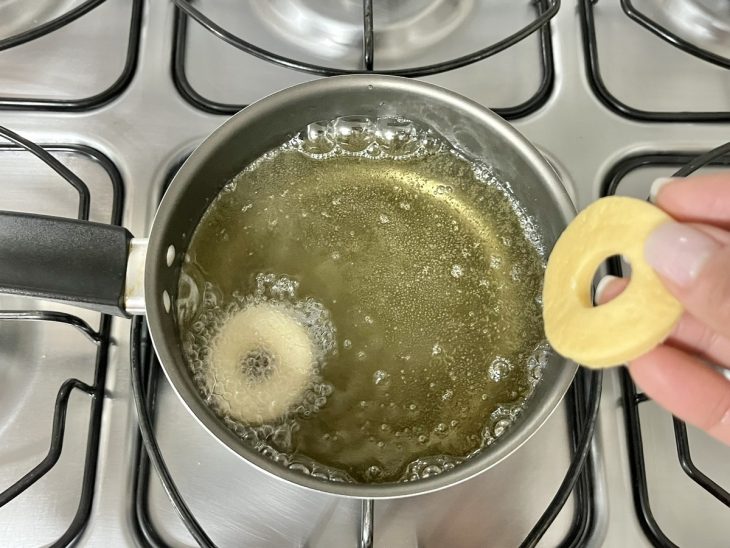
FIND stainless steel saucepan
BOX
[0,75,577,498]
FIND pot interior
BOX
[145,75,577,498]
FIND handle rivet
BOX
[166,245,175,267]
[163,290,171,313]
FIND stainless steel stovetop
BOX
[0,1,729,546]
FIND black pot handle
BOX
[0,211,133,316]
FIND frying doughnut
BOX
[209,302,316,422]
[543,196,683,368]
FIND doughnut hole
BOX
[592,255,631,306]
[240,347,275,382]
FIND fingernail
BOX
[594,274,619,304]
[645,222,719,287]
[649,177,682,203]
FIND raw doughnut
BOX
[543,196,683,368]
[209,302,316,422]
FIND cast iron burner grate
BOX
[171,0,557,120]
[601,143,730,547]
[580,0,730,122]
[0,0,142,111]
[128,158,602,548]
[0,126,124,546]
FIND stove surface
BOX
[0,1,729,547]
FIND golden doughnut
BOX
[543,196,683,368]
[209,302,316,422]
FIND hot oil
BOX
[178,117,548,483]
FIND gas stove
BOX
[0,1,728,546]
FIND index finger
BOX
[629,345,730,445]
[653,173,730,229]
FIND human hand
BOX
[595,173,730,445]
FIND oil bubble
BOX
[373,370,389,385]
[374,117,419,156]
[489,356,513,382]
[333,116,375,152]
[300,121,335,154]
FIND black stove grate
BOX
[171,0,557,119]
[673,419,730,506]
[0,0,143,111]
[601,146,730,547]
[0,129,124,546]
[523,368,601,548]
[579,0,730,123]
[0,0,106,52]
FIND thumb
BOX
[645,222,730,339]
